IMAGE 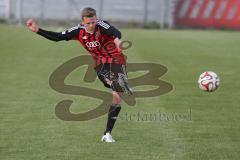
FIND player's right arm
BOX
[26,19,79,41]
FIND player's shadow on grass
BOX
[49,55,173,121]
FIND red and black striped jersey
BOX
[37,20,126,66]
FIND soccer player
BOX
[26,7,132,143]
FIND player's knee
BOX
[112,92,122,104]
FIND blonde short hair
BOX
[81,7,96,20]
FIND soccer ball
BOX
[198,71,220,92]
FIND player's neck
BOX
[85,28,95,34]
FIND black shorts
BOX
[95,63,128,92]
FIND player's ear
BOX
[80,17,85,24]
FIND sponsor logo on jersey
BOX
[86,41,100,48]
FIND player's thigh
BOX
[95,63,112,88]
[95,63,128,92]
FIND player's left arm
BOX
[98,20,122,51]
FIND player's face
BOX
[82,16,97,33]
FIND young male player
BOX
[27,7,132,143]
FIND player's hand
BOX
[114,38,123,52]
[26,19,39,33]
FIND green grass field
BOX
[1,24,240,160]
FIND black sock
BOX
[104,104,121,135]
